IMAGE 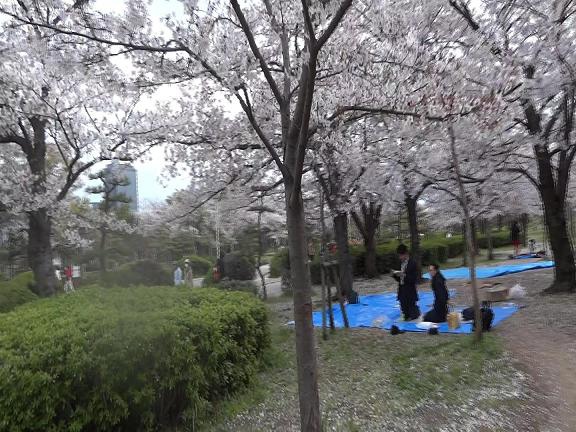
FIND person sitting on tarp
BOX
[393,244,420,321]
[423,263,449,323]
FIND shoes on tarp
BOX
[390,325,405,335]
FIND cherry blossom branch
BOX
[316,0,354,52]
[301,0,317,45]
[329,105,477,122]
[230,0,284,106]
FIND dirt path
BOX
[453,269,576,431]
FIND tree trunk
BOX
[351,201,382,279]
[461,223,468,267]
[405,196,422,280]
[535,144,576,293]
[319,188,328,341]
[521,213,529,247]
[540,186,576,293]
[365,235,377,278]
[26,116,56,297]
[285,183,321,431]
[256,205,267,300]
[486,220,494,260]
[471,218,479,255]
[27,209,56,297]
[333,212,356,302]
[99,227,107,279]
[449,126,482,342]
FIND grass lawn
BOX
[203,306,535,432]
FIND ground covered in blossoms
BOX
[206,268,576,432]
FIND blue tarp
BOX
[422,260,555,280]
[513,253,544,260]
[311,291,519,334]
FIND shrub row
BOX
[82,260,172,287]
[272,231,512,281]
[0,287,270,431]
[223,253,256,281]
[0,271,37,313]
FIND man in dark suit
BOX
[394,244,420,321]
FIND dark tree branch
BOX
[316,0,354,52]
[230,0,284,106]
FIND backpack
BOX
[462,306,494,331]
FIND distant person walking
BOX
[511,221,521,257]
[393,244,420,321]
[174,266,183,286]
[184,259,194,287]
[63,265,75,293]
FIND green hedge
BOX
[223,253,255,281]
[269,248,289,279]
[0,272,38,313]
[82,260,173,287]
[271,231,512,281]
[0,287,269,431]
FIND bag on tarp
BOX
[462,305,494,331]
[510,284,527,299]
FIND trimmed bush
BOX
[269,230,513,281]
[269,248,289,278]
[223,253,255,281]
[0,287,269,431]
[102,260,172,287]
[0,271,38,313]
[217,279,258,295]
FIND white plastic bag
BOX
[509,284,527,299]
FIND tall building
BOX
[103,160,138,212]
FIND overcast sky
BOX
[81,0,190,208]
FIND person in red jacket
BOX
[63,265,75,293]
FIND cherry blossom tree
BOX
[447,0,576,293]
[311,125,368,300]
[5,1,362,426]
[0,7,170,296]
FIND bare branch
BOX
[230,0,284,106]
[316,0,354,52]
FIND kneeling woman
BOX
[423,264,449,323]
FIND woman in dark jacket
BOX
[423,264,449,323]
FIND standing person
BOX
[423,264,449,323]
[307,241,315,263]
[511,221,521,257]
[173,266,183,286]
[54,266,62,284]
[393,244,420,321]
[214,253,224,282]
[63,265,75,293]
[184,259,194,287]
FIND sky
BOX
[82,0,190,208]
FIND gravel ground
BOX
[206,265,576,432]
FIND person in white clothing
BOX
[174,266,183,286]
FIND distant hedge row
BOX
[271,231,512,282]
[81,260,172,287]
[0,287,269,431]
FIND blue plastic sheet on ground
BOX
[311,291,518,334]
[422,260,555,280]
[513,253,543,259]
